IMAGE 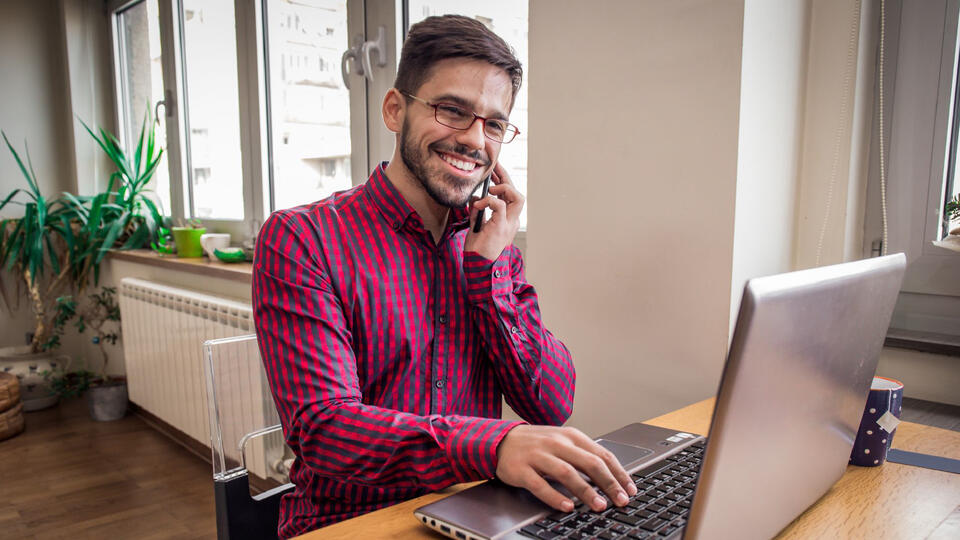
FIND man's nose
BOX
[455,117,487,150]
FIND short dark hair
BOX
[395,15,523,105]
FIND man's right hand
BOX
[495,425,637,513]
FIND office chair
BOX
[204,334,295,540]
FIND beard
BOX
[399,122,490,208]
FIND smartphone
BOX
[473,174,491,233]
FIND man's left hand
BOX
[465,162,524,261]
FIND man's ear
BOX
[382,88,405,134]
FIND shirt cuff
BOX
[464,250,512,303]
[447,418,525,481]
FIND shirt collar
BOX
[365,162,472,232]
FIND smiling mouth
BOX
[437,151,481,173]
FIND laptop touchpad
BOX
[596,439,653,466]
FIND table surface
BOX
[295,398,960,539]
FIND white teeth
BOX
[440,153,477,172]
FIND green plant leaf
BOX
[1,132,40,201]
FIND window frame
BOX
[108,0,528,251]
[863,0,960,336]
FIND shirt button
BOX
[494,270,502,278]
[510,326,520,335]
[438,314,448,324]
[435,379,445,389]
[392,221,400,230]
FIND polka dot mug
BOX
[849,376,903,467]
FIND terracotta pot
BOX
[0,346,67,411]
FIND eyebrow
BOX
[430,93,510,122]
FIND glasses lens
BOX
[435,104,472,129]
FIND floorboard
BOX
[0,399,216,539]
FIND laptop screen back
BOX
[684,254,905,539]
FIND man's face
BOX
[399,58,514,208]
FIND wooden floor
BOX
[0,399,216,539]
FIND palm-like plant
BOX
[947,194,959,227]
[1,110,165,353]
[0,133,95,352]
[77,108,164,264]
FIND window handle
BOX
[360,26,387,81]
[154,89,173,123]
[341,27,387,89]
[341,34,365,89]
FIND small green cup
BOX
[171,227,206,258]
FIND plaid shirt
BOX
[253,163,575,538]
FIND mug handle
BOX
[200,234,215,257]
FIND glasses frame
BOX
[402,92,520,144]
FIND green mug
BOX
[171,227,206,258]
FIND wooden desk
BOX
[296,399,960,539]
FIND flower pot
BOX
[172,227,206,258]
[87,381,128,421]
[0,346,66,411]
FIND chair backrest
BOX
[204,334,294,540]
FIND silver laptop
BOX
[415,254,906,540]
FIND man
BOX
[253,15,635,538]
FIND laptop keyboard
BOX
[518,440,705,540]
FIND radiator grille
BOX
[118,278,284,482]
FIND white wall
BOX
[526,0,745,435]
[729,0,809,330]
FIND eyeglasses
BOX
[402,92,520,144]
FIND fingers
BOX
[539,457,607,512]
[522,469,575,513]
[491,161,511,186]
[472,195,508,226]
[554,443,632,508]
[571,435,636,498]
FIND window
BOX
[863,0,960,338]
[113,0,171,216]
[109,0,530,239]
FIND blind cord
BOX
[879,0,889,256]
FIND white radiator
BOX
[118,277,285,482]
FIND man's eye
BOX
[486,121,507,135]
[438,104,468,118]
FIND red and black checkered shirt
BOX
[253,163,575,538]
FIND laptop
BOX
[415,253,906,540]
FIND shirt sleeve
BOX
[463,248,576,426]
[254,212,522,490]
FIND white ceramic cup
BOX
[200,233,231,259]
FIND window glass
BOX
[407,1,529,228]
[181,0,245,219]
[265,0,353,211]
[116,0,171,216]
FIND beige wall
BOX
[730,0,809,330]
[525,0,745,435]
[0,0,73,207]
[0,0,117,357]
[0,0,73,350]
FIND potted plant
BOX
[0,133,91,410]
[44,287,125,421]
[934,194,960,252]
[1,110,163,410]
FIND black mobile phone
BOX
[473,174,491,233]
